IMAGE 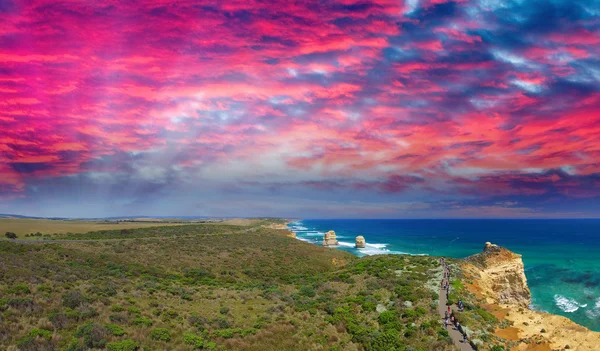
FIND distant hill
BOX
[0,213,69,220]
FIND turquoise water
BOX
[288,219,600,331]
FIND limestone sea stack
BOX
[355,236,366,248]
[322,230,339,246]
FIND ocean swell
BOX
[554,294,588,313]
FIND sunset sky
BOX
[1,0,599,218]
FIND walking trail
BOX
[438,261,475,351]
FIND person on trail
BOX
[448,305,451,314]
[462,331,467,342]
[455,321,460,330]
[444,317,448,329]
[444,310,448,319]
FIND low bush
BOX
[150,328,171,342]
[75,322,109,348]
[106,339,139,351]
[183,332,205,348]
[105,323,126,336]
[131,316,153,327]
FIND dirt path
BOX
[438,261,475,351]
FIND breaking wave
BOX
[554,295,587,313]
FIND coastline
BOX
[287,220,600,350]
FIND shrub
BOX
[65,338,86,351]
[63,290,86,309]
[105,323,126,336]
[490,346,505,351]
[49,312,70,329]
[183,333,205,348]
[27,328,53,340]
[5,232,17,239]
[75,322,108,348]
[150,328,171,342]
[299,285,316,297]
[214,328,241,339]
[111,305,125,312]
[8,284,30,295]
[131,316,153,327]
[37,285,52,293]
[110,313,129,323]
[127,306,141,314]
[219,306,230,315]
[378,310,397,325]
[106,339,139,351]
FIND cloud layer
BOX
[1,0,599,218]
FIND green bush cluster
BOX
[106,339,139,351]
[150,328,171,342]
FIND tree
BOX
[5,232,17,239]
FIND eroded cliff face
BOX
[464,242,531,308]
[463,243,600,351]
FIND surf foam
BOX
[554,294,587,313]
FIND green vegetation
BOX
[0,220,458,350]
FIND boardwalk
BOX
[438,261,475,351]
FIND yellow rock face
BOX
[322,230,339,246]
[355,235,366,248]
[463,243,600,351]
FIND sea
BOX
[287,219,600,332]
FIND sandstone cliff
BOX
[322,230,339,246]
[464,242,531,307]
[463,243,600,351]
[355,235,366,248]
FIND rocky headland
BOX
[463,243,600,351]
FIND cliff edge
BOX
[462,243,600,351]
[464,242,531,308]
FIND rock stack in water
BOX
[355,236,366,248]
[322,230,339,246]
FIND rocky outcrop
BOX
[355,236,366,248]
[465,242,531,307]
[463,243,600,350]
[322,230,339,246]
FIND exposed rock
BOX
[355,235,366,248]
[462,243,600,351]
[287,231,296,238]
[465,242,531,307]
[322,230,339,246]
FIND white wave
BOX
[337,241,355,248]
[554,295,587,313]
[366,243,387,249]
[303,231,323,237]
[585,298,600,319]
[291,226,307,230]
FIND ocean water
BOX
[288,219,600,332]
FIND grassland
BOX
[0,218,273,238]
[0,221,459,351]
[0,218,186,237]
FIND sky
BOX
[1,0,599,218]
